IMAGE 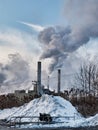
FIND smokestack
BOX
[58,69,61,95]
[47,76,49,90]
[37,61,41,95]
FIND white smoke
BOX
[0,53,31,94]
[38,0,98,73]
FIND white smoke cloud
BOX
[0,28,41,55]
[64,0,98,28]
[38,0,98,73]
[0,27,51,94]
[0,53,30,93]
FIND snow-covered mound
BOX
[0,94,98,128]
[0,94,81,121]
[86,114,98,126]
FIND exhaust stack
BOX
[37,61,41,95]
[58,69,61,95]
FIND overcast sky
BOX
[0,0,98,93]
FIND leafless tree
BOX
[73,61,98,96]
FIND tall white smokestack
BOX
[37,61,41,95]
[58,69,61,95]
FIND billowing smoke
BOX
[38,0,98,73]
[38,26,71,72]
[64,0,98,28]
[0,73,6,86]
[0,53,30,92]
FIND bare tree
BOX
[73,61,98,96]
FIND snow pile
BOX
[86,114,98,126]
[0,94,98,128]
[0,95,81,121]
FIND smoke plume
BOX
[0,73,6,86]
[38,0,98,73]
[0,53,30,90]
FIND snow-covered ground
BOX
[0,94,98,128]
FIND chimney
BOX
[47,76,49,90]
[58,69,61,95]
[37,61,41,95]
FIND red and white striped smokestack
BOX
[37,61,41,95]
[58,69,61,95]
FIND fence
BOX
[6,114,78,128]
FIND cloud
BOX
[19,21,44,32]
[0,52,51,94]
[0,27,51,93]
[0,53,31,92]
[0,28,41,52]
[0,28,40,93]
[38,0,98,73]
[64,0,98,28]
[0,27,43,66]
[5,53,30,84]
[0,73,6,85]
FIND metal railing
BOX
[5,114,78,128]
